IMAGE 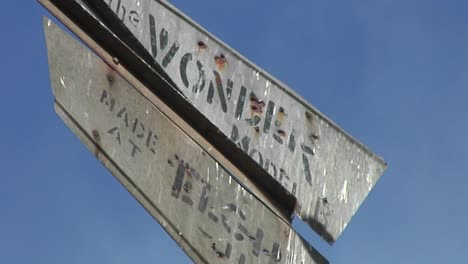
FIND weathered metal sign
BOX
[67,0,387,243]
[44,18,328,264]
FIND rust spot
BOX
[91,130,101,157]
[183,182,192,193]
[214,54,227,71]
[167,159,174,167]
[249,94,265,114]
[305,111,312,120]
[215,252,225,259]
[310,133,320,141]
[92,130,100,142]
[277,129,286,137]
[106,73,115,85]
[254,126,260,133]
[197,40,207,51]
[322,197,329,205]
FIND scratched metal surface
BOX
[68,0,388,243]
[44,19,328,264]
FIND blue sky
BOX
[1,0,468,263]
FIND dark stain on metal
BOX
[277,129,286,137]
[174,154,179,160]
[167,159,174,167]
[92,129,100,141]
[254,126,260,133]
[249,92,265,114]
[215,251,225,259]
[322,197,328,205]
[183,181,192,193]
[91,130,101,157]
[214,54,226,71]
[197,40,207,51]
[310,132,320,141]
[106,72,115,85]
[305,111,313,120]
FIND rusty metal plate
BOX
[44,18,328,264]
[73,0,387,243]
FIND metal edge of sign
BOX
[43,17,329,264]
[37,0,298,224]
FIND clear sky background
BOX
[1,0,467,263]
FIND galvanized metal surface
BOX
[44,19,328,264]
[42,0,300,222]
[68,0,388,243]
